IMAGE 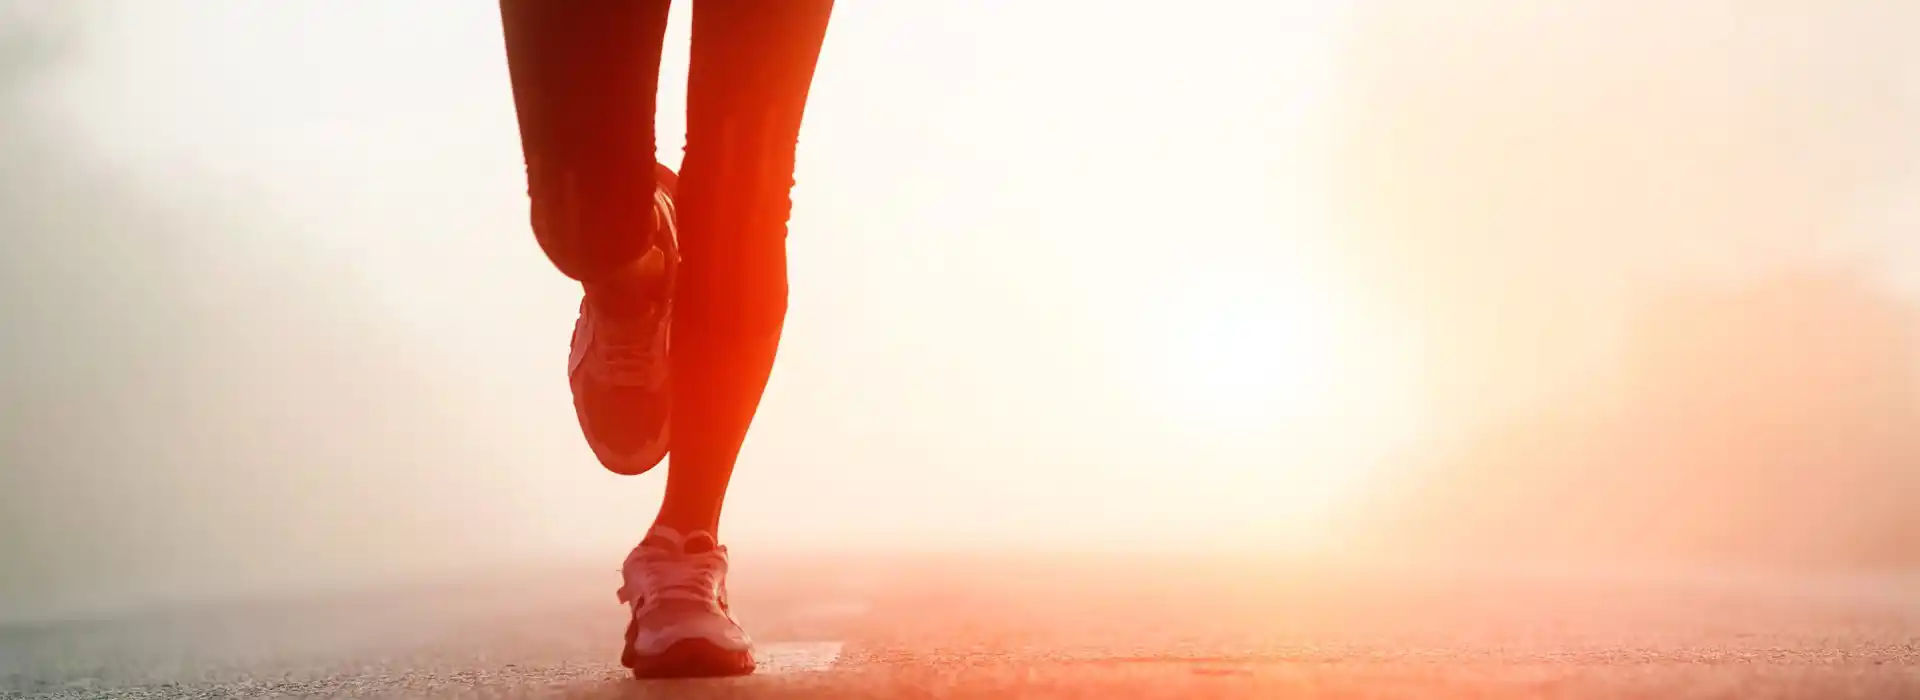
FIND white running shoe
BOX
[616,525,756,678]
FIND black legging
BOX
[499,0,832,310]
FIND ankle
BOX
[652,512,720,538]
[585,248,671,315]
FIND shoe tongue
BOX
[639,528,719,555]
[639,533,678,552]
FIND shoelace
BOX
[589,301,669,387]
[616,544,728,606]
[584,201,676,388]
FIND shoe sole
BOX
[621,615,756,679]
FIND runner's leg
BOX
[656,0,835,535]
[501,1,680,477]
[498,0,671,285]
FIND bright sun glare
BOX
[1117,267,1415,534]
[1150,289,1343,427]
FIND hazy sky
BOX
[3,0,1916,621]
[3,0,1375,619]
[1334,0,1920,425]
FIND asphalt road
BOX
[4,554,1917,699]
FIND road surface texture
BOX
[4,554,1917,699]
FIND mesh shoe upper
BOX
[617,526,753,657]
[567,171,680,476]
